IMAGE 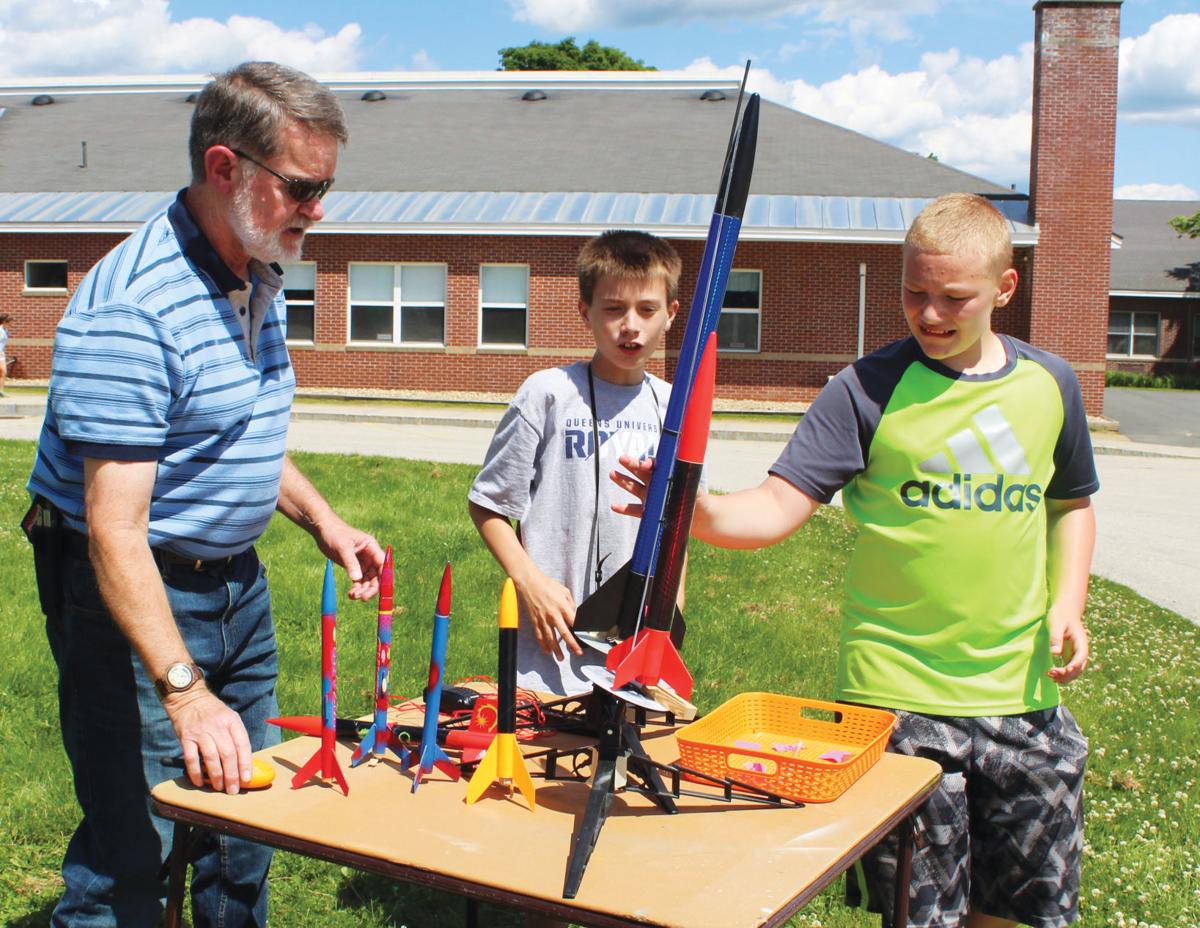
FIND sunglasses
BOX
[232,149,334,203]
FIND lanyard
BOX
[586,364,662,591]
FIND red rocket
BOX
[292,560,349,795]
[352,546,403,767]
[465,578,536,809]
[411,563,460,791]
[605,333,718,700]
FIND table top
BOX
[151,706,940,928]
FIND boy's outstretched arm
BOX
[611,455,821,549]
[1044,495,1096,684]
[468,500,583,660]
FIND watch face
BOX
[166,663,194,689]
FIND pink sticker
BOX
[733,739,761,751]
[819,750,851,763]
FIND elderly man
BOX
[25,62,382,926]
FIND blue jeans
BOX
[44,543,280,927]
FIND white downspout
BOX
[857,262,867,358]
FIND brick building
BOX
[1108,199,1200,376]
[0,1,1121,414]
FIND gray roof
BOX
[1111,200,1200,295]
[0,73,1019,238]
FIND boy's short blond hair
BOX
[577,230,682,304]
[905,193,1014,277]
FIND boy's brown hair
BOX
[577,230,682,304]
[905,193,1014,277]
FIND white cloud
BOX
[1118,13,1200,126]
[409,49,439,71]
[0,0,362,76]
[1114,183,1200,201]
[508,0,938,41]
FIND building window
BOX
[479,264,528,347]
[280,263,315,343]
[24,260,68,291]
[349,263,447,345]
[1107,310,1159,357]
[717,269,761,352]
[1193,310,1200,360]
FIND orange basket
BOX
[675,693,895,803]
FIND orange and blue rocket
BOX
[292,560,349,795]
[605,333,718,700]
[465,578,536,809]
[352,546,407,767]
[411,563,460,792]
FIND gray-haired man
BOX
[27,61,382,926]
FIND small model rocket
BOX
[605,334,716,700]
[352,546,406,767]
[411,563,460,792]
[465,578,536,809]
[292,560,349,795]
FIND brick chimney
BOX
[1027,0,1122,416]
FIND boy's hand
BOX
[518,572,583,661]
[1046,609,1089,684]
[610,454,656,517]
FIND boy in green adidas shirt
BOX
[617,193,1096,928]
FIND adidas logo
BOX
[899,404,1043,512]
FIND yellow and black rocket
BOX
[465,578,536,809]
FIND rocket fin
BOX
[464,735,499,805]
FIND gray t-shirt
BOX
[469,361,669,695]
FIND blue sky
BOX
[1,0,1196,199]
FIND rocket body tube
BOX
[292,561,349,795]
[412,563,459,791]
[353,546,397,766]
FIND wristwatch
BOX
[155,662,203,701]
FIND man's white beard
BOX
[229,175,306,265]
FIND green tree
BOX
[1168,209,1200,238]
[499,37,654,71]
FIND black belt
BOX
[62,528,239,573]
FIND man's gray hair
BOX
[189,61,349,183]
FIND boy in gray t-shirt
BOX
[469,231,682,695]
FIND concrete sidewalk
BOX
[3,391,1196,625]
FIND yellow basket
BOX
[675,693,895,803]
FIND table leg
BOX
[465,897,479,928]
[163,822,192,928]
[892,815,915,927]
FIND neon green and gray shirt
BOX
[770,335,1098,716]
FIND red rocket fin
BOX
[608,627,694,700]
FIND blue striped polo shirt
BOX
[28,190,296,558]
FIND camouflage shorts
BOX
[846,706,1087,928]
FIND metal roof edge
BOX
[1110,289,1199,299]
[0,70,741,95]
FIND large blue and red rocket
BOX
[292,560,350,796]
[605,333,717,698]
[573,84,760,688]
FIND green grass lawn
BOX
[1,439,1196,927]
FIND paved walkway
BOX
[3,391,1196,625]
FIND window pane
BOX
[401,265,446,303]
[1133,313,1157,336]
[717,311,759,351]
[281,263,316,291]
[401,305,444,343]
[723,270,760,309]
[287,306,314,342]
[1107,311,1130,329]
[481,266,528,304]
[1107,333,1130,355]
[482,307,526,345]
[349,265,394,302]
[1133,334,1158,356]
[350,305,393,342]
[26,261,68,289]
